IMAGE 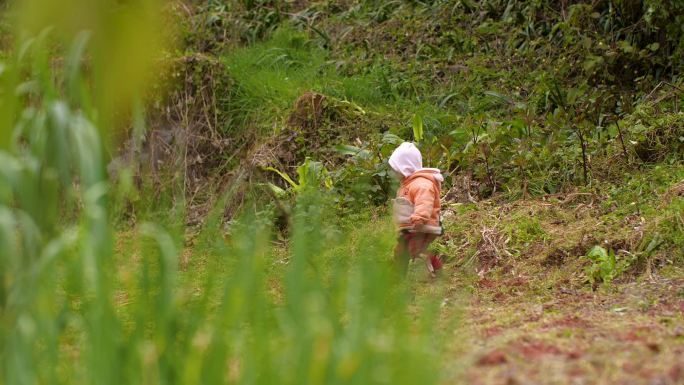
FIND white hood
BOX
[388,142,444,182]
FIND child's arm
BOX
[409,181,435,225]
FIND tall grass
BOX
[222,24,464,142]
[223,26,403,127]
[0,2,448,385]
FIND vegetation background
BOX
[1,0,683,384]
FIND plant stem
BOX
[576,125,589,185]
[615,119,629,161]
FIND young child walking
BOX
[389,142,444,277]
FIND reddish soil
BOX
[446,275,684,385]
[476,350,508,366]
[544,315,591,329]
[510,339,564,359]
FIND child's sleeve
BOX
[409,182,435,225]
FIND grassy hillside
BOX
[154,0,683,203]
[149,0,684,267]
[1,1,683,385]
[154,2,684,381]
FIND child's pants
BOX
[394,231,442,276]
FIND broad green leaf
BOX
[412,113,423,142]
[334,144,363,156]
[265,167,299,189]
[617,40,635,54]
[267,182,287,197]
[382,132,403,145]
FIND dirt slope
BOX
[450,275,684,385]
[431,191,684,385]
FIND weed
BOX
[266,157,333,196]
[584,246,632,287]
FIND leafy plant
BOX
[412,113,424,142]
[330,132,403,209]
[584,246,631,286]
[266,157,333,196]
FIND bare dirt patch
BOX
[446,271,684,385]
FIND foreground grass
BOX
[106,210,456,385]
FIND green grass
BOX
[221,24,456,136]
[0,4,452,385]
[222,26,388,127]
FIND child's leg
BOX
[423,234,443,272]
[408,234,442,274]
[395,233,442,276]
[406,233,433,257]
[394,232,412,276]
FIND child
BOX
[389,142,444,277]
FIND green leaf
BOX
[66,31,91,99]
[586,245,608,261]
[484,91,514,105]
[460,0,477,11]
[265,167,299,189]
[412,113,424,142]
[382,132,403,145]
[267,182,287,197]
[617,40,634,54]
[439,93,459,108]
[334,144,363,156]
[582,55,604,72]
[296,158,331,190]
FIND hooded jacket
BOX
[388,143,443,231]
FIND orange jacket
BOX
[396,170,442,229]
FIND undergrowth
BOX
[107,0,684,289]
[1,2,449,385]
[140,1,682,220]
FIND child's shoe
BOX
[423,254,443,278]
[430,254,443,272]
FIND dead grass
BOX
[249,90,374,180]
[662,179,684,205]
[442,193,648,287]
[437,191,684,385]
[447,275,684,385]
